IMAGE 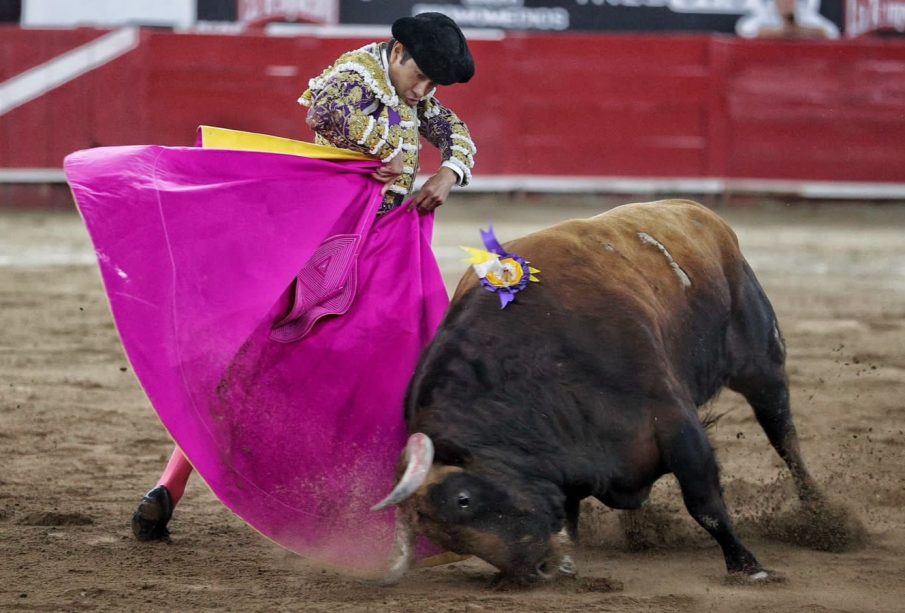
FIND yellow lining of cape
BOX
[198,125,371,161]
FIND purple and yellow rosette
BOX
[461,226,540,309]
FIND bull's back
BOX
[453,199,743,314]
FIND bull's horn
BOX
[371,433,434,512]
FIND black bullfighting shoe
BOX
[131,485,173,541]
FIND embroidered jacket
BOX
[299,43,476,214]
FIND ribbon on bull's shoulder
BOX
[462,226,540,309]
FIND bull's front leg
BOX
[663,419,769,581]
[563,495,581,545]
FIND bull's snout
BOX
[496,538,576,583]
[492,553,577,586]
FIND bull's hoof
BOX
[724,569,786,585]
[557,555,577,576]
[131,485,173,542]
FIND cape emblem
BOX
[461,226,540,309]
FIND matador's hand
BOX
[409,167,457,214]
[372,155,404,194]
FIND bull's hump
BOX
[507,200,734,258]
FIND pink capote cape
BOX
[64,134,449,572]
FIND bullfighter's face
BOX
[406,467,568,582]
[388,42,436,108]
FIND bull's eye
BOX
[456,491,470,508]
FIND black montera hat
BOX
[391,12,474,86]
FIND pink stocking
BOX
[156,447,193,505]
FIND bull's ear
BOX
[432,438,472,466]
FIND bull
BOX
[373,199,826,584]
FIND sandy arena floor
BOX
[1,195,903,612]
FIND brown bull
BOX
[373,199,826,584]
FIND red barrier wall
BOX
[716,38,905,182]
[2,27,904,183]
